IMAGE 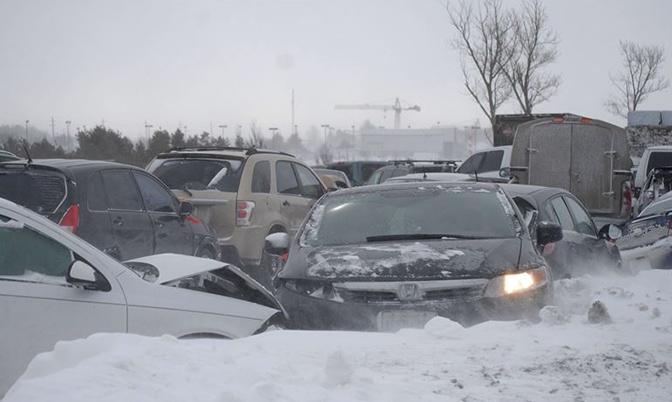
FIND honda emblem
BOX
[398,283,422,301]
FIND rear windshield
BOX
[646,152,672,177]
[301,186,519,247]
[148,157,243,192]
[0,170,67,215]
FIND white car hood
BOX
[125,253,228,284]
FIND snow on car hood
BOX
[281,238,523,280]
[125,253,228,284]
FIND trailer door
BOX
[528,123,571,190]
[570,124,613,214]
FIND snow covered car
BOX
[617,196,672,270]
[265,182,561,331]
[0,197,284,395]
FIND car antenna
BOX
[474,170,479,182]
[423,171,427,180]
[23,145,33,164]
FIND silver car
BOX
[0,197,284,395]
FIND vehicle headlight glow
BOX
[484,266,549,298]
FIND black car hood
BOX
[281,238,523,281]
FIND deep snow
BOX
[5,270,672,402]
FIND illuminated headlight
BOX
[282,279,343,302]
[484,267,549,298]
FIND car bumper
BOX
[276,283,550,331]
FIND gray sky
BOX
[0,0,671,141]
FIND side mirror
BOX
[179,201,193,217]
[598,224,622,241]
[499,167,511,178]
[264,232,290,256]
[67,260,109,291]
[537,221,563,246]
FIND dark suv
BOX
[0,159,219,261]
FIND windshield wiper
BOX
[365,233,484,242]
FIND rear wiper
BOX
[365,233,484,242]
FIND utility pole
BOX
[291,89,295,136]
[321,124,330,145]
[66,120,72,153]
[219,125,227,138]
[51,117,56,144]
[144,123,153,144]
[24,120,29,143]
[269,127,279,149]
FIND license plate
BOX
[376,310,437,332]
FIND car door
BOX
[562,195,610,272]
[132,171,194,256]
[100,170,154,260]
[538,197,578,279]
[546,196,593,278]
[275,160,308,236]
[0,213,126,393]
[294,163,326,211]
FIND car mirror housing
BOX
[499,167,510,178]
[598,224,622,241]
[264,232,290,256]
[67,260,108,290]
[179,201,193,217]
[537,221,563,246]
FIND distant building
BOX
[358,126,492,161]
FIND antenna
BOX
[23,146,33,164]
[474,170,479,182]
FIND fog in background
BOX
[0,0,670,141]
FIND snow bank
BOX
[5,270,672,402]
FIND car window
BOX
[0,170,67,215]
[276,161,301,195]
[361,163,388,183]
[563,196,596,236]
[391,168,409,177]
[645,152,672,177]
[367,169,383,185]
[148,158,243,192]
[550,197,576,231]
[251,161,271,193]
[87,172,108,211]
[294,164,324,199]
[0,215,73,279]
[480,150,504,173]
[539,201,559,224]
[512,197,537,234]
[133,172,178,213]
[379,168,395,183]
[101,170,143,211]
[456,152,484,174]
[326,163,354,183]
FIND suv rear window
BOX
[148,158,243,192]
[0,170,67,215]
[646,152,672,177]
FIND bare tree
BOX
[605,40,670,118]
[448,0,515,141]
[245,120,266,148]
[504,0,561,114]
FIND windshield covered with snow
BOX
[301,186,519,247]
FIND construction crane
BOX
[335,98,421,129]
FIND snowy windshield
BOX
[302,186,519,247]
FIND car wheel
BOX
[196,247,215,259]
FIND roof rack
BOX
[387,159,462,166]
[166,146,295,158]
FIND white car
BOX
[0,197,284,395]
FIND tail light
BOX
[58,204,79,234]
[236,201,255,226]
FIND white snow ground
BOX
[5,270,672,402]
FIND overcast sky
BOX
[0,0,670,141]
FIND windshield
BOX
[301,186,519,247]
[148,158,243,192]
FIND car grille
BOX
[333,279,488,304]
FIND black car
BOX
[0,159,219,261]
[0,150,19,162]
[500,184,622,278]
[365,160,459,185]
[264,182,561,331]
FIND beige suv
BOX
[147,147,326,267]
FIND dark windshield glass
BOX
[646,152,672,176]
[301,186,519,247]
[148,158,243,192]
[0,170,67,215]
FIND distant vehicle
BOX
[325,160,390,186]
[383,172,473,184]
[147,147,326,268]
[500,184,622,279]
[0,159,219,261]
[0,150,19,162]
[264,182,560,331]
[617,196,672,270]
[456,146,511,182]
[634,166,672,216]
[633,146,672,196]
[365,159,460,185]
[313,168,351,189]
[0,197,283,395]
[507,114,633,220]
